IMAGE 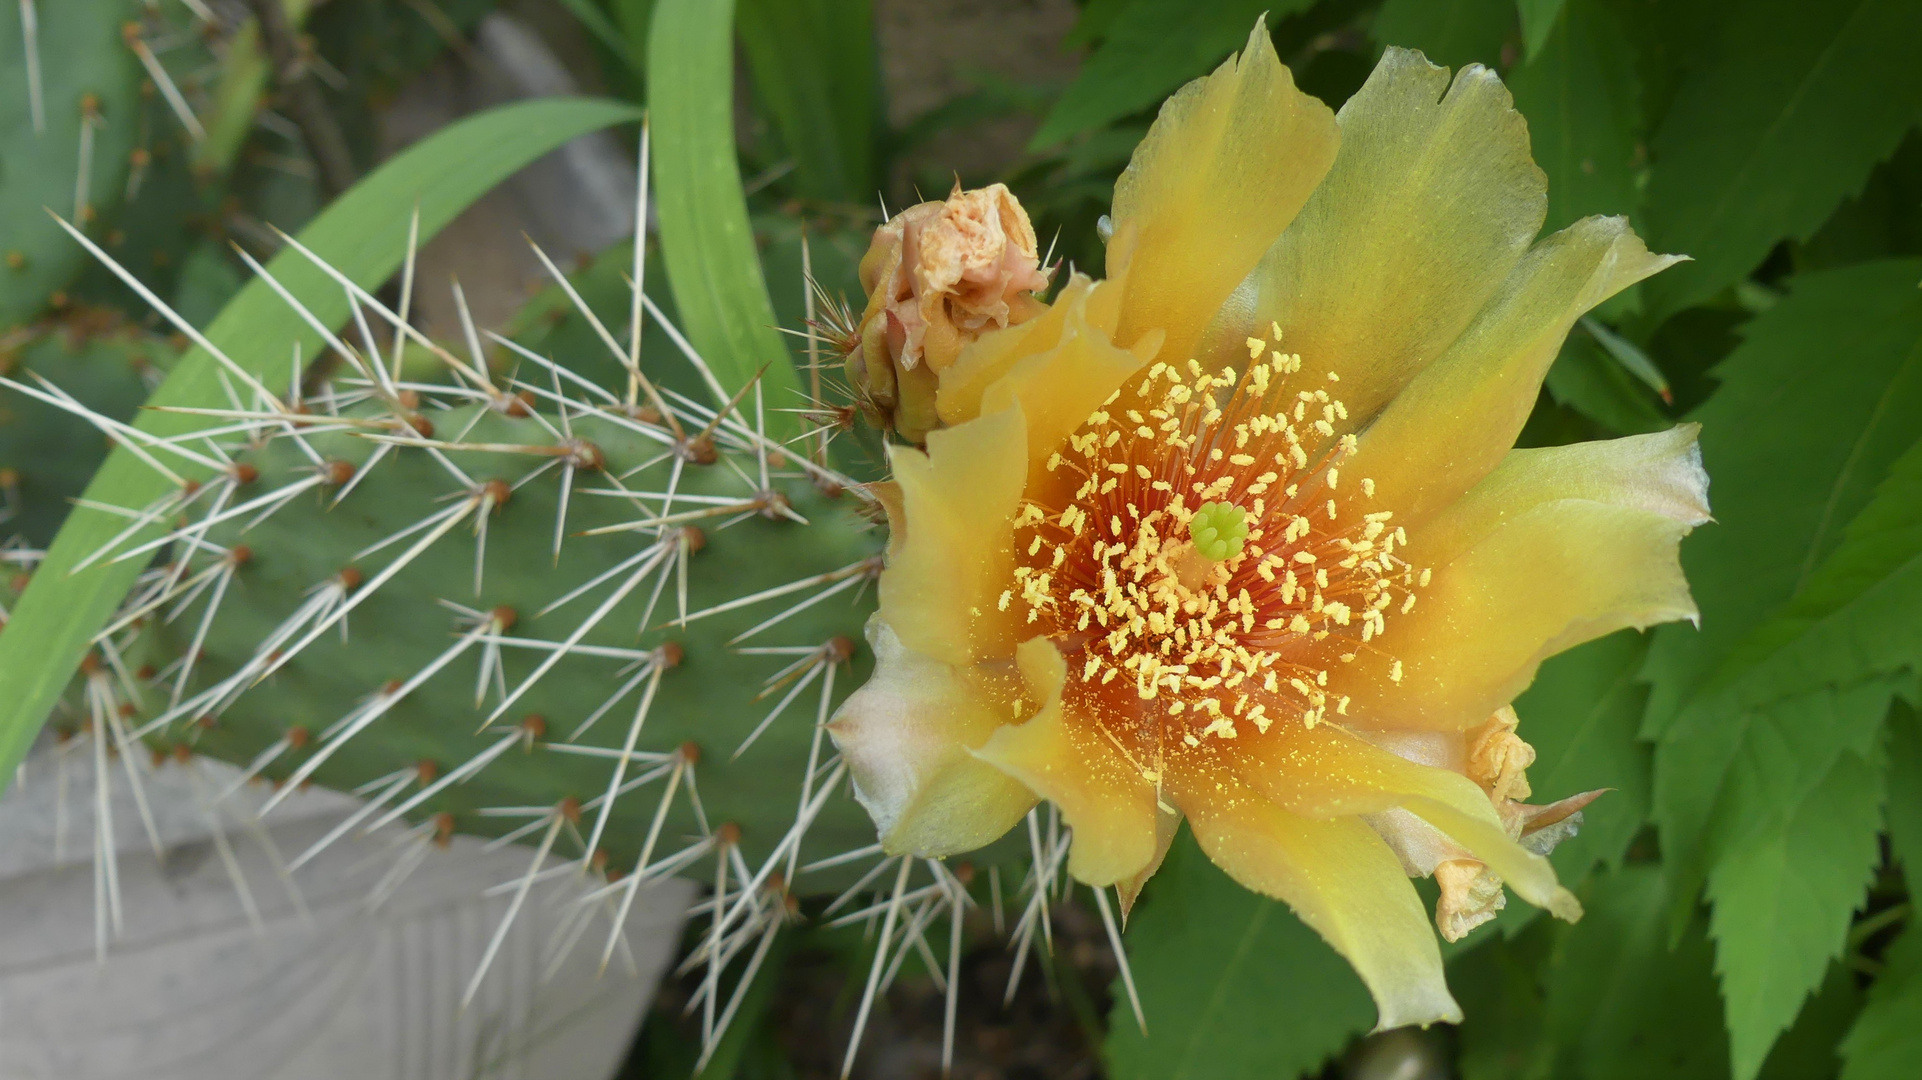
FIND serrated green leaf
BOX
[1708,745,1888,1080]
[1641,0,1922,320]
[1706,433,1922,709]
[1513,631,1653,882]
[1544,865,1729,1080]
[1840,921,1922,1080]
[737,0,878,202]
[1656,412,1922,942]
[1370,0,1515,70]
[1644,259,1922,739]
[1544,330,1671,436]
[1886,700,1922,890]
[1102,829,1372,1080]
[1030,0,1313,150]
[1758,962,1861,1080]
[0,96,643,792]
[647,0,802,437]
[1660,674,1903,953]
[1506,0,1642,233]
[1450,916,1556,1080]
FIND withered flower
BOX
[846,183,1052,442]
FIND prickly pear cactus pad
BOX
[1,0,143,325]
[0,311,173,544]
[160,404,883,875]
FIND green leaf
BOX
[0,96,643,791]
[1370,0,1515,71]
[1641,0,1922,320]
[1506,0,1642,233]
[1840,921,1922,1080]
[1708,745,1889,1080]
[647,0,802,437]
[1515,0,1566,61]
[554,0,637,70]
[1643,259,1922,740]
[1886,699,1922,889]
[1655,412,1922,936]
[737,0,878,202]
[1513,631,1654,881]
[1450,915,1556,1080]
[1543,330,1671,437]
[1705,432,1922,713]
[612,0,658,68]
[1543,865,1730,1080]
[1103,829,1372,1080]
[1031,0,1312,150]
[1759,962,1862,1080]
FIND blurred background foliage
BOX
[3,0,1922,1078]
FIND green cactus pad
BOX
[0,0,144,325]
[152,404,884,875]
[0,315,173,544]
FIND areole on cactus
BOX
[828,27,1709,1030]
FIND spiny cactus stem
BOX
[525,237,685,441]
[1,372,209,489]
[266,225,502,396]
[710,760,846,946]
[483,535,677,727]
[800,841,884,877]
[364,727,524,833]
[51,215,280,405]
[134,572,359,738]
[697,911,783,1074]
[249,496,480,692]
[230,245,420,423]
[671,553,879,633]
[19,0,44,134]
[843,855,916,1078]
[286,766,419,872]
[121,23,204,140]
[258,614,501,817]
[593,748,695,970]
[461,806,568,1012]
[736,637,845,758]
[73,95,96,223]
[1003,809,1074,1005]
[580,658,665,862]
[100,471,326,569]
[1095,884,1147,1035]
[87,663,165,858]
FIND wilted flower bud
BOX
[846,183,1052,443]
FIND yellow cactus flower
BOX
[829,27,1709,1031]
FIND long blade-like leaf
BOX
[647,0,803,440]
[0,97,642,791]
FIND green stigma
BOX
[1189,501,1249,563]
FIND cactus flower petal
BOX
[828,618,1036,857]
[1178,771,1462,1031]
[830,29,1708,1030]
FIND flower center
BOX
[1001,331,1426,768]
[1188,501,1248,562]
